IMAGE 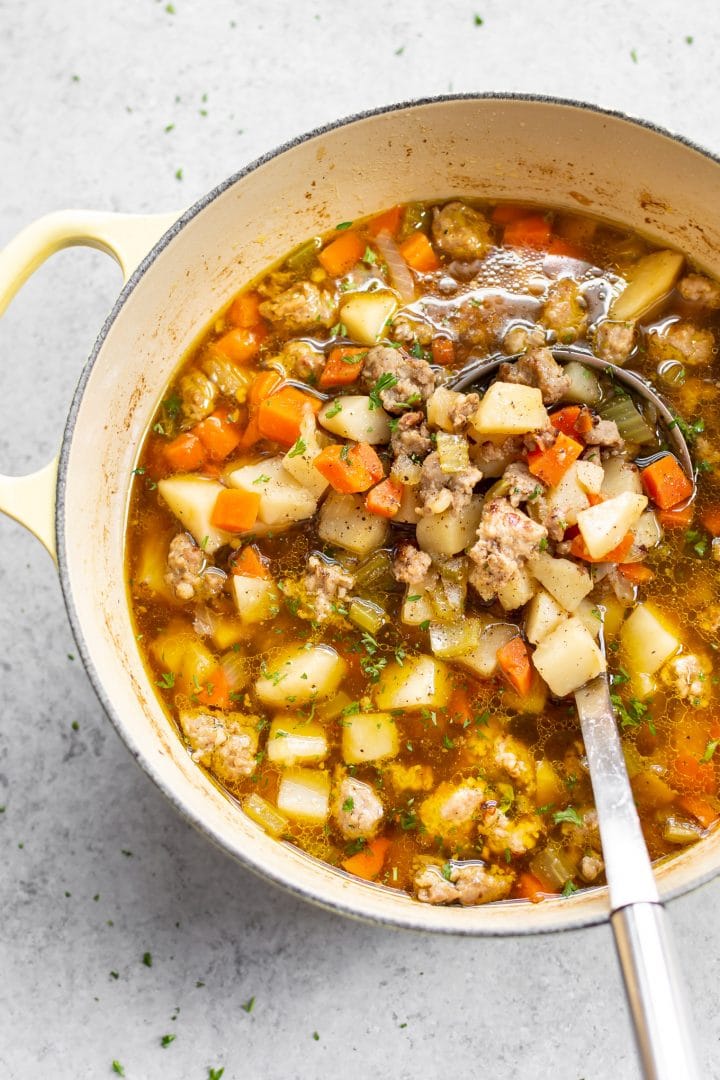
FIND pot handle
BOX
[0,209,180,561]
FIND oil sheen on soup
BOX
[127,199,720,907]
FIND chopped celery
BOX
[429,620,480,658]
[429,575,466,622]
[348,596,387,634]
[354,550,397,597]
[315,690,355,721]
[286,236,322,274]
[434,555,468,585]
[436,432,470,474]
[662,816,703,845]
[399,202,430,241]
[529,842,578,890]
[243,794,289,838]
[598,395,655,444]
[561,361,601,405]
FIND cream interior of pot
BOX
[60,97,720,934]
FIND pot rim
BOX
[54,92,720,936]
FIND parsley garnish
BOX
[253,474,270,484]
[441,862,453,881]
[552,807,583,827]
[241,996,256,1013]
[419,619,430,631]
[156,672,175,690]
[161,1034,176,1048]
[562,879,578,897]
[287,437,307,458]
[142,951,153,967]
[342,798,355,813]
[362,246,377,265]
[700,740,719,764]
[335,221,353,230]
[208,1070,225,1080]
[669,415,704,442]
[369,373,398,409]
[112,1063,125,1077]
[324,399,342,418]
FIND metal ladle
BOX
[451,346,701,1080]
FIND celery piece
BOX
[286,236,322,275]
[354,550,395,592]
[529,842,578,890]
[662,816,703,845]
[243,794,289,838]
[348,597,387,635]
[598,395,655,444]
[436,432,470,475]
[398,202,430,241]
[428,620,480,658]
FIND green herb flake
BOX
[442,734,455,750]
[156,672,175,690]
[342,798,355,813]
[287,437,307,458]
[685,35,694,44]
[110,971,119,980]
[241,996,256,1013]
[175,167,183,181]
[700,740,719,764]
[441,862,453,881]
[142,951,153,967]
[253,474,270,484]
[562,879,578,897]
[474,13,484,24]
[112,1063,125,1077]
[161,1034,176,1048]
[369,372,398,409]
[335,221,353,230]
[324,399,343,418]
[312,1032,320,1041]
[362,246,377,265]
[630,48,638,63]
[419,619,430,631]
[552,806,583,827]
[208,1070,225,1080]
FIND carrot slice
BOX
[657,503,694,529]
[641,454,694,510]
[447,688,473,727]
[227,291,263,328]
[496,636,533,696]
[318,231,365,277]
[210,488,261,533]
[341,836,391,880]
[514,871,551,903]
[367,205,402,237]
[549,406,582,439]
[249,370,283,408]
[318,346,367,389]
[431,337,455,366]
[213,326,265,364]
[314,442,384,493]
[163,432,206,472]
[399,232,440,273]
[193,407,242,461]
[570,531,634,564]
[670,754,716,796]
[618,562,655,584]
[365,477,403,518]
[677,794,719,830]
[257,387,321,447]
[527,432,583,487]
[232,545,270,578]
[195,667,230,710]
[503,214,552,249]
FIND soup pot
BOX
[2,94,720,936]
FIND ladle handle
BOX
[611,902,701,1080]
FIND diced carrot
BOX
[491,203,529,225]
[496,636,533,697]
[365,477,403,518]
[318,346,367,389]
[210,488,261,533]
[196,667,230,710]
[701,508,720,537]
[238,414,262,450]
[618,562,655,584]
[318,230,365,277]
[586,492,604,507]
[527,432,583,487]
[399,232,441,273]
[503,214,552,249]
[193,407,242,461]
[677,794,719,830]
[213,325,265,364]
[447,688,473,727]
[641,454,694,510]
[657,504,694,528]
[314,442,384,493]
[257,387,321,447]
[514,871,550,903]
[232,544,270,578]
[670,754,716,796]
[575,409,595,437]
[341,836,391,880]
[163,432,206,472]
[545,236,586,260]
[549,406,582,439]
[227,291,263,328]
[249,370,283,409]
[431,337,455,366]
[570,531,634,564]
[367,205,402,237]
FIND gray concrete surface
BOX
[2,2,720,1077]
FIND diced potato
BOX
[535,759,565,806]
[243,793,289,837]
[543,461,589,528]
[625,510,663,563]
[276,767,331,823]
[415,497,483,555]
[267,716,329,766]
[631,768,676,808]
[134,529,175,600]
[561,361,602,405]
[402,583,434,626]
[210,614,246,651]
[158,476,232,554]
[609,250,684,322]
[620,603,680,677]
[255,644,346,707]
[576,492,648,560]
[342,711,399,764]
[282,412,329,498]
[602,594,629,642]
[232,574,280,624]
[318,395,391,444]
[575,598,602,639]
[375,655,452,711]
[497,565,536,611]
[227,457,317,526]
[455,618,518,679]
[601,457,643,499]
[529,551,593,612]
[436,433,470,474]
[317,492,389,555]
[427,387,467,432]
[470,382,549,436]
[150,624,216,690]
[339,290,398,346]
[575,459,604,496]
[532,616,606,696]
[525,589,566,645]
[394,483,420,525]
[429,619,482,659]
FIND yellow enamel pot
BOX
[3,95,720,935]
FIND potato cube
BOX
[318,395,391,444]
[339,290,398,345]
[620,603,680,677]
[415,497,483,555]
[497,566,536,611]
[575,459,605,496]
[609,250,684,322]
[276,767,331,823]
[317,492,389,555]
[529,551,593,612]
[158,476,232,554]
[232,574,280,624]
[470,382,549,436]
[525,589,566,645]
[532,616,606,696]
[375,655,452,711]
[255,644,346,706]
[227,457,317,526]
[454,618,518,679]
[342,712,399,764]
[576,492,648,560]
[267,716,329,766]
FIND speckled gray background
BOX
[2,2,720,1077]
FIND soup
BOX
[126,199,720,906]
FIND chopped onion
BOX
[193,605,214,637]
[374,229,415,304]
[219,650,250,694]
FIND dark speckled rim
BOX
[54,92,720,936]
